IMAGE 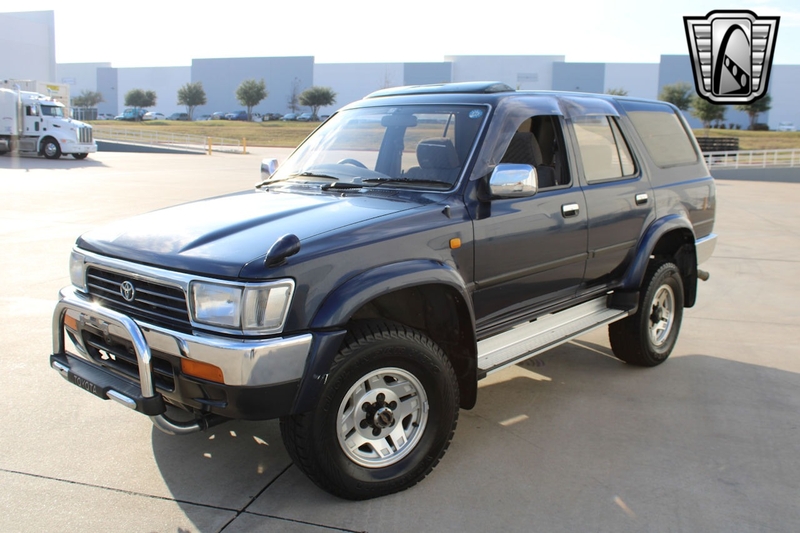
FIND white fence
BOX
[92,127,244,154]
[704,149,800,169]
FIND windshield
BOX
[40,104,65,118]
[267,104,488,190]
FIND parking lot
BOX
[1,151,799,532]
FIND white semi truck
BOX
[0,88,97,159]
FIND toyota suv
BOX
[50,82,716,500]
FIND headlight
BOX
[190,280,294,334]
[70,250,87,291]
[191,283,241,328]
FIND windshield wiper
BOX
[320,181,365,190]
[257,172,340,189]
[362,177,452,188]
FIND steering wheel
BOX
[337,158,368,169]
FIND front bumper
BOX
[61,141,97,154]
[51,287,313,433]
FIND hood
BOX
[65,117,91,128]
[77,189,422,278]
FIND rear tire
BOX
[280,321,459,500]
[72,153,88,160]
[609,261,684,366]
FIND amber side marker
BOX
[63,313,78,331]
[450,238,462,249]
[181,359,225,383]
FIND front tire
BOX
[42,138,62,159]
[609,261,684,366]
[280,321,459,500]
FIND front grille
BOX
[86,267,191,331]
[82,329,176,391]
[79,126,93,143]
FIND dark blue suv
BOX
[51,82,716,500]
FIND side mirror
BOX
[488,164,538,198]
[261,158,278,179]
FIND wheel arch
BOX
[298,260,478,412]
[621,215,699,307]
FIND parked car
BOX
[777,122,796,132]
[261,113,283,121]
[114,108,146,121]
[194,114,211,121]
[96,113,115,120]
[167,112,190,121]
[226,110,249,121]
[280,113,298,121]
[296,112,316,121]
[143,112,166,121]
[51,81,717,501]
[210,112,227,120]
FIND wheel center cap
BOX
[373,406,395,429]
[652,305,663,323]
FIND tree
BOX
[659,82,694,111]
[735,94,772,130]
[287,78,301,113]
[299,86,337,119]
[606,87,628,96]
[72,90,104,109]
[235,79,268,121]
[124,89,157,120]
[691,95,727,131]
[177,81,207,120]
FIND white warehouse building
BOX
[3,9,798,130]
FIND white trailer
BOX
[0,88,97,159]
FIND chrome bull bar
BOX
[51,290,206,435]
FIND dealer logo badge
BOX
[684,10,780,104]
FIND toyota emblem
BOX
[120,281,136,302]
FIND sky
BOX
[6,0,800,67]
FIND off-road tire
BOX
[609,261,684,366]
[280,321,459,500]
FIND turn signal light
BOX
[181,359,224,383]
[63,313,78,331]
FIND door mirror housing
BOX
[488,164,538,198]
[261,158,278,179]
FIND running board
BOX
[477,296,630,376]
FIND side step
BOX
[477,296,630,376]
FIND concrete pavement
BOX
[1,152,798,532]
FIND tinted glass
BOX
[621,102,699,168]
[573,116,637,182]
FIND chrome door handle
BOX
[561,203,580,217]
[635,193,649,205]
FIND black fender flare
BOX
[311,259,475,330]
[619,214,697,294]
[292,260,477,413]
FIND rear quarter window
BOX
[621,101,699,168]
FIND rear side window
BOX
[621,101,699,168]
[573,116,637,183]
